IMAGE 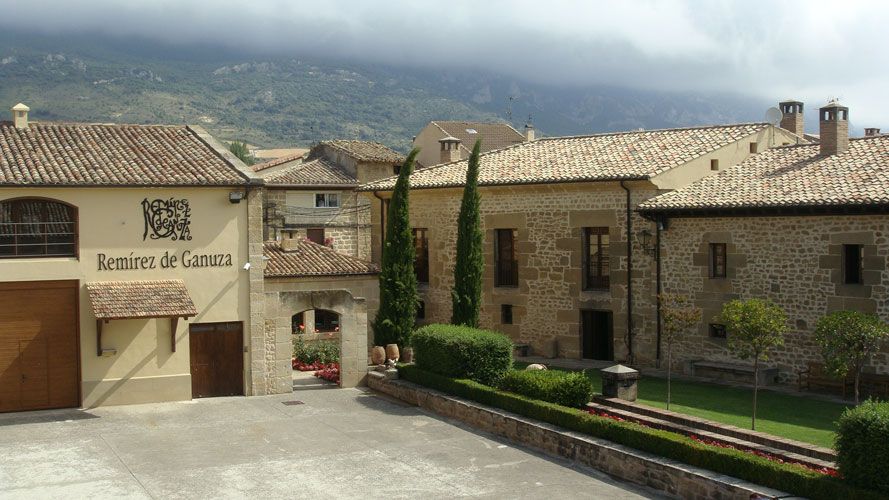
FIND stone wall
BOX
[385,182,661,362]
[653,215,889,380]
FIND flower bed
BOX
[314,363,340,384]
[292,359,336,371]
[587,407,839,477]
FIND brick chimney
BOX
[865,128,881,137]
[11,103,29,129]
[778,100,803,137]
[439,136,462,164]
[819,101,849,156]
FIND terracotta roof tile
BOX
[252,152,308,172]
[639,135,889,213]
[319,140,405,163]
[260,158,357,186]
[432,121,526,153]
[264,240,379,278]
[86,280,197,319]
[361,123,770,191]
[0,122,247,186]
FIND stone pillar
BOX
[600,364,640,401]
[247,188,267,396]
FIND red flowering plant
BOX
[314,363,340,384]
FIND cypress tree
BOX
[372,148,420,347]
[451,140,484,327]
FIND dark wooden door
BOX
[0,280,80,413]
[581,310,613,361]
[189,322,244,398]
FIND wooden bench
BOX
[690,360,779,386]
[797,362,850,398]
[513,343,531,357]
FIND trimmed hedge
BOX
[500,369,593,408]
[411,324,513,386]
[398,364,883,500]
[836,400,889,493]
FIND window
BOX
[501,304,513,324]
[494,229,518,287]
[710,159,719,171]
[315,193,339,208]
[749,142,758,153]
[314,310,340,332]
[0,198,77,258]
[583,227,610,290]
[306,228,325,245]
[709,324,727,339]
[413,228,429,283]
[416,300,425,320]
[709,243,727,278]
[843,244,863,284]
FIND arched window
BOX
[0,198,77,258]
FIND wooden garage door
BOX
[0,280,80,413]
[189,322,244,398]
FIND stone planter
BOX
[370,346,386,365]
[385,343,400,362]
[402,347,414,364]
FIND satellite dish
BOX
[764,107,783,126]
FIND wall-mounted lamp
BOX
[229,191,245,204]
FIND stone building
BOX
[361,121,801,363]
[412,121,530,167]
[638,102,889,381]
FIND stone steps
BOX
[590,397,836,466]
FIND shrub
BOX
[836,400,889,493]
[411,324,512,386]
[292,337,340,364]
[397,365,884,500]
[499,369,593,408]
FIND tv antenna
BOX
[764,107,783,126]
[506,95,518,121]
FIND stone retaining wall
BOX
[368,373,787,500]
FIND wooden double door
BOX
[0,280,80,413]
[189,321,244,398]
[581,310,614,361]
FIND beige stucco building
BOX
[639,102,889,382]
[412,121,530,167]
[362,120,801,364]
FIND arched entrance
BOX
[272,289,368,388]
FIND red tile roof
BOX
[639,135,889,213]
[0,122,248,186]
[361,123,770,191]
[260,158,357,187]
[264,240,379,278]
[432,121,526,153]
[86,280,197,319]
[319,140,405,164]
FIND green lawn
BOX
[514,362,849,448]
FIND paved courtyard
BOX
[0,383,660,499]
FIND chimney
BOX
[11,103,29,129]
[280,238,300,252]
[524,114,535,141]
[865,128,881,137]
[778,100,803,137]
[439,136,462,164]
[819,101,849,156]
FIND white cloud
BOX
[1,0,887,124]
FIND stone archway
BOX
[270,289,368,388]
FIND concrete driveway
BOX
[0,383,660,499]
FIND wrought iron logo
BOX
[142,198,192,241]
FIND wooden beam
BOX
[171,317,179,353]
[96,319,103,356]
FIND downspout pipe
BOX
[655,217,663,368]
[620,181,634,364]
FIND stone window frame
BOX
[582,226,610,291]
[842,244,864,285]
[501,304,514,324]
[708,243,727,279]
[494,228,519,288]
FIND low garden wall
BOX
[368,372,787,500]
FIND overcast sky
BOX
[2,0,887,125]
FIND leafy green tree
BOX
[372,148,420,348]
[720,298,787,430]
[451,139,484,327]
[815,311,889,404]
[659,293,701,410]
[228,140,254,166]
